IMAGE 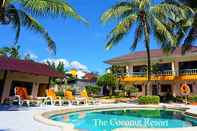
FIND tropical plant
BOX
[0,45,20,58]
[45,60,65,74]
[85,85,101,96]
[101,0,191,95]
[165,0,196,53]
[124,85,139,97]
[97,73,117,97]
[0,0,87,53]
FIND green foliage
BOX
[97,73,117,97]
[165,0,196,53]
[124,85,139,97]
[46,60,65,74]
[100,0,192,94]
[189,96,197,102]
[85,85,100,96]
[0,45,20,59]
[96,73,117,87]
[0,0,87,53]
[138,96,160,104]
[55,91,64,97]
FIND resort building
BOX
[0,57,64,102]
[105,47,197,98]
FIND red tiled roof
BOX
[83,73,97,81]
[0,57,64,78]
[105,46,197,64]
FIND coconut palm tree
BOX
[0,0,87,53]
[165,0,196,53]
[101,0,191,95]
[0,45,20,58]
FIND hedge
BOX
[189,96,197,102]
[138,96,160,104]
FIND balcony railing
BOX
[115,70,173,77]
[179,69,197,75]
[115,69,197,78]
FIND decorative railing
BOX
[115,70,173,77]
[179,69,197,75]
[115,69,197,78]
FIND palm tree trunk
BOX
[142,15,151,96]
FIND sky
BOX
[0,0,180,73]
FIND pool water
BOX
[50,109,197,131]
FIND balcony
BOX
[117,69,197,82]
[178,69,197,80]
[117,70,174,82]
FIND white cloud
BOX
[24,51,38,59]
[43,58,88,71]
[70,61,88,70]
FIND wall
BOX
[1,71,49,101]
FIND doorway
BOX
[10,81,33,96]
[38,84,48,97]
[152,84,158,95]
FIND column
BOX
[31,82,39,98]
[128,64,133,76]
[1,76,12,102]
[171,61,179,76]
[126,65,129,76]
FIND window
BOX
[161,84,171,92]
[135,85,142,92]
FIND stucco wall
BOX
[2,71,49,101]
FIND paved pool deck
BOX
[0,103,196,131]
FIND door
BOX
[152,85,158,96]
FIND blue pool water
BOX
[50,108,197,131]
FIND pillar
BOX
[172,61,179,76]
[31,82,39,98]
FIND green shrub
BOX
[85,85,101,96]
[138,96,160,104]
[189,96,197,102]
[55,91,64,97]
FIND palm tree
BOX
[0,45,20,58]
[0,0,87,53]
[101,0,191,95]
[165,0,196,53]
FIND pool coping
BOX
[33,104,197,131]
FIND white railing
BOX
[179,69,197,75]
[115,70,173,77]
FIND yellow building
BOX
[105,47,197,97]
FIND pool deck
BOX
[0,103,197,131]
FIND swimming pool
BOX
[50,108,197,131]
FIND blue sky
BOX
[0,0,175,73]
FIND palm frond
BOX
[101,1,133,23]
[153,16,176,48]
[131,23,143,51]
[150,4,190,22]
[139,0,150,10]
[15,9,56,53]
[7,5,21,44]
[19,0,88,24]
[106,14,137,50]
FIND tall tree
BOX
[101,0,191,95]
[97,73,117,97]
[0,0,87,53]
[165,0,196,53]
